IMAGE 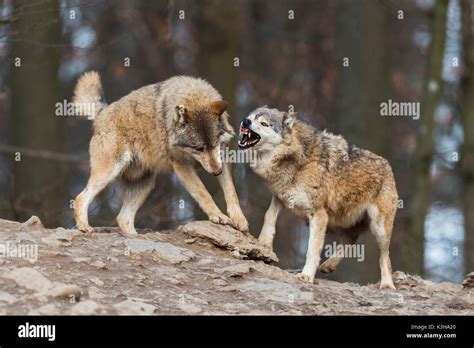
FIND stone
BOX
[213,279,228,287]
[89,277,104,286]
[179,221,278,262]
[463,272,474,288]
[196,258,215,266]
[21,216,44,229]
[162,276,183,286]
[124,239,195,264]
[223,303,250,313]
[178,303,202,314]
[213,264,253,277]
[4,267,53,292]
[41,228,82,248]
[446,291,474,310]
[113,299,156,315]
[433,282,462,293]
[47,283,81,301]
[28,303,58,315]
[0,291,17,304]
[88,286,105,300]
[124,239,156,253]
[152,241,196,264]
[73,257,91,264]
[236,279,314,303]
[70,300,100,315]
[10,232,36,244]
[91,260,107,269]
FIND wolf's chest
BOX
[274,186,313,218]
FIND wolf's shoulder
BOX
[294,121,347,152]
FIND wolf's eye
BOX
[261,121,269,127]
[195,147,204,152]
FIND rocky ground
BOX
[0,216,473,315]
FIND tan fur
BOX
[241,107,397,290]
[74,72,248,236]
[73,71,106,118]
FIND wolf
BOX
[238,107,397,290]
[72,72,249,236]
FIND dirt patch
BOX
[0,217,472,315]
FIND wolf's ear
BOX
[174,105,187,125]
[283,112,297,130]
[210,100,228,116]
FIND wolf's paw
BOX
[296,272,314,284]
[119,229,138,238]
[258,240,273,250]
[318,259,338,274]
[380,281,396,290]
[209,213,233,226]
[229,212,249,232]
[77,223,95,234]
[117,218,139,238]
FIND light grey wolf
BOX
[73,72,249,236]
[238,106,397,290]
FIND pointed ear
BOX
[283,112,297,130]
[210,100,228,116]
[174,105,187,125]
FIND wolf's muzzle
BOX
[238,118,261,149]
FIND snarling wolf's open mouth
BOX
[238,126,261,149]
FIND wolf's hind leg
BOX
[297,209,328,283]
[319,230,359,274]
[258,195,283,248]
[217,162,249,232]
[117,173,156,237]
[74,151,130,233]
[367,203,396,290]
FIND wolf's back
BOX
[73,71,107,119]
[159,76,223,111]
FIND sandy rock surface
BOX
[0,217,472,315]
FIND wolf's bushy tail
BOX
[73,71,106,119]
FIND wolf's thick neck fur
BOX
[253,120,348,188]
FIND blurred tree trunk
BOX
[461,0,474,273]
[333,0,392,284]
[195,0,239,119]
[334,0,391,157]
[194,1,240,218]
[9,0,64,226]
[405,0,448,276]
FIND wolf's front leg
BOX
[217,162,249,232]
[258,195,283,248]
[172,161,233,226]
[296,209,328,283]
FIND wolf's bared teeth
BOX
[238,127,260,149]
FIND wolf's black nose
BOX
[242,118,251,127]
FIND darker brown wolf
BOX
[73,72,248,236]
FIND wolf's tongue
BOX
[239,130,249,141]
